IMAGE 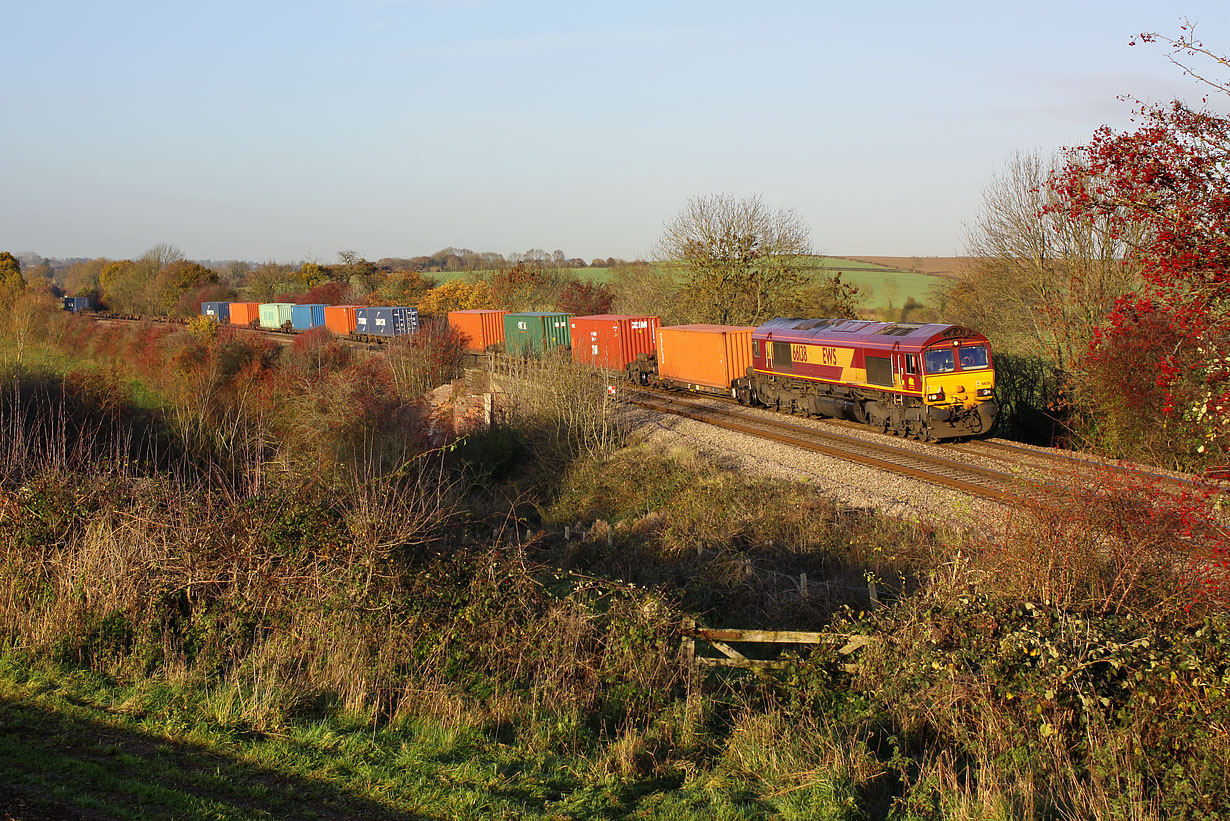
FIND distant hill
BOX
[840,256,975,279]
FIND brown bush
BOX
[972,465,1228,619]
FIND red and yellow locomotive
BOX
[734,318,997,441]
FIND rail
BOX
[624,387,1032,504]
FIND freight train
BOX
[64,299,998,440]
[448,308,996,440]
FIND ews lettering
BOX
[790,344,842,366]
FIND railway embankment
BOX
[2,310,1229,818]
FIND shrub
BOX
[972,465,1228,619]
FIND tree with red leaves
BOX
[1046,24,1230,468]
[555,279,615,316]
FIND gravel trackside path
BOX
[621,404,1008,527]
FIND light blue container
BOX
[259,303,295,329]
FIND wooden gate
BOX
[681,618,875,674]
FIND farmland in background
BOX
[801,256,943,310]
[434,257,944,313]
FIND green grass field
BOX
[430,258,942,310]
[811,263,942,309]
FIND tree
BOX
[247,261,296,302]
[609,262,689,326]
[99,259,139,310]
[299,262,333,288]
[294,280,352,305]
[377,270,437,306]
[0,251,26,308]
[658,194,813,325]
[486,263,565,311]
[27,257,54,284]
[153,260,218,315]
[64,258,108,297]
[794,271,862,319]
[951,151,1146,370]
[555,280,615,316]
[417,280,492,316]
[1044,24,1230,466]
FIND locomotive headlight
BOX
[977,388,994,397]
[926,391,944,402]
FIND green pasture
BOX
[408,257,943,310]
[826,266,942,308]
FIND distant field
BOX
[843,256,975,279]
[425,257,946,308]
[801,257,942,307]
[429,268,612,284]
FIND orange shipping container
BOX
[655,324,754,393]
[324,305,361,335]
[229,302,260,326]
[449,309,508,352]
[570,314,659,370]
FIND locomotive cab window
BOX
[752,340,760,358]
[905,354,917,375]
[924,347,955,374]
[957,344,989,370]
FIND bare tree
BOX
[658,194,813,325]
[950,152,1146,368]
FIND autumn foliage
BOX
[1045,32,1230,468]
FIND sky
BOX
[2,0,1228,263]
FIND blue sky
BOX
[2,0,1227,262]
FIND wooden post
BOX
[799,572,808,601]
[564,526,571,541]
[868,579,880,607]
[682,617,696,666]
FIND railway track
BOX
[83,313,1221,500]
[622,388,1036,504]
[89,316,376,351]
[951,438,1215,494]
[638,384,1218,497]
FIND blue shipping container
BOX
[356,306,419,337]
[201,301,230,321]
[63,297,90,313]
[290,304,327,331]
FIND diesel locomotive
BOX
[733,318,997,441]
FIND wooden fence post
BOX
[682,617,696,666]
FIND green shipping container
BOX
[259,302,295,329]
[503,312,573,356]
